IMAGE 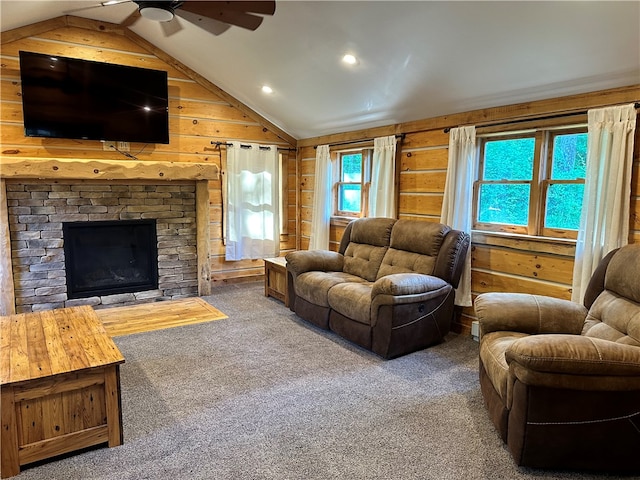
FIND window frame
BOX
[333,148,372,218]
[473,124,587,239]
[539,127,587,239]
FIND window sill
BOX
[331,216,358,227]
[472,230,576,244]
[471,230,577,255]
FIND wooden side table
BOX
[264,257,288,307]
[0,306,125,478]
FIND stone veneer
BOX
[6,181,198,313]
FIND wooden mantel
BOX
[0,157,217,314]
[0,157,219,181]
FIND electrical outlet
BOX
[101,141,130,152]
[471,321,480,342]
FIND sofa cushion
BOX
[376,248,436,278]
[342,217,395,282]
[389,220,448,255]
[480,331,529,404]
[328,282,374,325]
[604,244,640,304]
[295,271,367,307]
[377,220,449,279]
[582,291,640,347]
[349,217,396,247]
[343,243,389,282]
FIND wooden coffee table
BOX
[0,306,125,478]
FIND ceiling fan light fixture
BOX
[139,4,175,22]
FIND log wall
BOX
[2,16,638,328]
[297,86,640,334]
[0,16,298,294]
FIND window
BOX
[474,126,587,239]
[543,131,587,234]
[334,149,371,217]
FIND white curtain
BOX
[225,142,280,261]
[441,126,476,307]
[571,104,637,302]
[369,135,397,218]
[309,145,332,250]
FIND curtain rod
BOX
[210,141,296,152]
[314,133,405,149]
[443,102,640,133]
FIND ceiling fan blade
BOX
[64,4,106,14]
[64,0,132,14]
[120,9,141,27]
[194,10,263,31]
[174,10,231,36]
[100,0,132,6]
[178,1,274,30]
[204,1,276,15]
[160,16,184,36]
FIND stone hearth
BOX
[6,181,198,312]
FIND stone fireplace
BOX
[6,180,198,313]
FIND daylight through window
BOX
[334,150,371,217]
[474,126,587,239]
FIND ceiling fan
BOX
[102,1,276,32]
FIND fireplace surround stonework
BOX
[6,181,198,313]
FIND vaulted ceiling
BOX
[2,1,639,140]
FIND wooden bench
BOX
[0,306,125,478]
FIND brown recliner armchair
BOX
[475,243,640,472]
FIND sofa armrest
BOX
[372,273,448,297]
[506,335,640,391]
[433,230,470,288]
[285,250,344,276]
[370,273,454,337]
[475,292,587,337]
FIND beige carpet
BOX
[95,297,227,337]
[16,283,611,480]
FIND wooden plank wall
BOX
[0,17,298,287]
[297,87,640,334]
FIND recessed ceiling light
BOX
[342,54,357,65]
[261,85,273,94]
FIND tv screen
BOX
[19,51,170,144]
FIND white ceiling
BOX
[1,1,639,140]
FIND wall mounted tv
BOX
[19,51,170,144]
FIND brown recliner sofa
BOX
[475,243,640,472]
[285,217,469,359]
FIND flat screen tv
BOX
[19,51,170,144]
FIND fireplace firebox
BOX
[63,219,159,299]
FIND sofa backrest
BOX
[581,243,640,347]
[582,247,619,309]
[376,220,450,279]
[342,217,396,282]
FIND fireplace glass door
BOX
[63,219,158,299]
